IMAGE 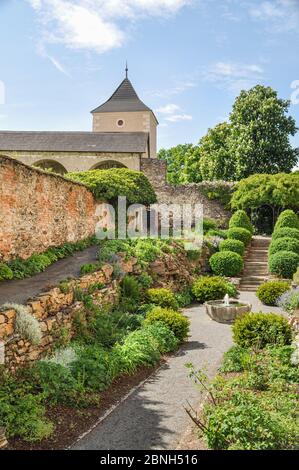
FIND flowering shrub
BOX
[276,288,299,314]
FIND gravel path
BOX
[0,246,98,306]
[72,304,233,451]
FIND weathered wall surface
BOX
[141,158,232,223]
[0,155,96,261]
[5,150,142,173]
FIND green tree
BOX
[231,172,299,230]
[229,85,298,179]
[158,144,201,184]
[192,122,234,182]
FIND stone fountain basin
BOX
[205,299,252,324]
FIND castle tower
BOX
[91,67,158,158]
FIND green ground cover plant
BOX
[0,236,97,283]
[187,312,298,450]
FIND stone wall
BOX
[0,155,96,261]
[0,264,117,369]
[141,158,232,224]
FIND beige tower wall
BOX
[92,111,157,158]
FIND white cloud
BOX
[165,113,192,122]
[27,0,193,54]
[249,0,299,33]
[155,103,180,114]
[202,61,264,94]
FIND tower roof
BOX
[91,77,158,122]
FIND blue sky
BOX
[0,0,299,151]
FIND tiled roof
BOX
[0,131,148,153]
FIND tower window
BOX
[117,119,124,127]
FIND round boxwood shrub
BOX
[219,239,245,256]
[275,209,299,231]
[269,237,299,256]
[145,307,190,342]
[272,227,299,241]
[256,280,290,306]
[191,276,237,304]
[233,312,292,348]
[227,227,252,246]
[0,263,13,281]
[146,288,178,310]
[209,251,243,277]
[229,210,253,234]
[269,251,299,279]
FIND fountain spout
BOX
[224,294,230,307]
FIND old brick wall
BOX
[141,158,232,223]
[0,155,96,261]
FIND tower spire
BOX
[125,61,128,79]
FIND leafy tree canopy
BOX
[229,85,298,179]
[67,168,157,205]
[158,144,201,184]
[231,173,299,212]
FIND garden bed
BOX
[6,362,162,450]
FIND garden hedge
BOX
[272,227,299,241]
[233,312,292,348]
[227,227,252,246]
[269,251,299,279]
[191,276,237,303]
[209,251,244,277]
[269,237,299,256]
[256,280,290,306]
[229,210,253,234]
[67,168,157,205]
[219,239,245,256]
[275,210,299,231]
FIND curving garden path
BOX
[71,293,284,451]
[71,303,233,450]
[0,246,98,306]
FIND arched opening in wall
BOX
[33,160,67,175]
[91,160,127,170]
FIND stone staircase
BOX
[239,236,271,291]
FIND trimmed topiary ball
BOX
[275,209,299,231]
[219,239,245,256]
[229,210,253,234]
[227,227,252,246]
[256,280,290,306]
[269,251,299,279]
[209,251,243,277]
[272,227,299,241]
[269,237,299,256]
[232,312,292,348]
[191,276,237,303]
